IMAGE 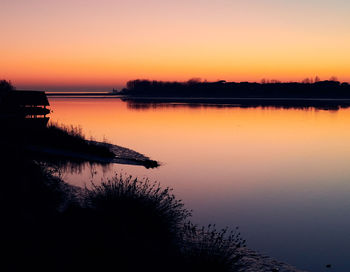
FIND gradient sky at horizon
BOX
[1,0,349,91]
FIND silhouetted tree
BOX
[0,80,14,93]
[270,79,281,83]
[187,78,202,85]
[302,78,311,84]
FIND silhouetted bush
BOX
[58,175,190,272]
[85,174,191,238]
[77,175,244,272]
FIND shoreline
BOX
[47,92,350,102]
[236,248,308,272]
[51,177,308,272]
[121,96,350,102]
[27,141,159,169]
[47,94,350,109]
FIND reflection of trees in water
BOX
[39,159,111,178]
[125,100,348,111]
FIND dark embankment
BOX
[27,123,115,158]
[26,123,160,168]
[0,80,50,117]
[0,79,159,168]
[0,79,113,160]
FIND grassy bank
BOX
[27,122,116,159]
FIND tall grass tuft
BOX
[30,122,116,158]
[58,174,191,271]
[47,122,85,141]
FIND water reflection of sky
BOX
[49,97,350,272]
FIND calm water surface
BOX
[49,97,350,272]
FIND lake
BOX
[49,97,350,272]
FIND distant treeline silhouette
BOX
[121,78,350,98]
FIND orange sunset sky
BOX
[1,0,349,91]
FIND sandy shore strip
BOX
[91,141,159,168]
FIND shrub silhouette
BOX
[85,174,191,241]
[71,175,245,272]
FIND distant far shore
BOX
[120,79,350,100]
[121,96,350,102]
[46,92,121,97]
[39,78,350,109]
[46,92,350,102]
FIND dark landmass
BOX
[29,123,115,158]
[121,79,350,99]
[119,79,350,110]
[0,90,50,117]
[26,123,159,168]
[19,122,159,169]
[0,80,159,168]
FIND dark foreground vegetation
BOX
[0,131,245,272]
[121,78,350,99]
[29,122,116,159]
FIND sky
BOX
[1,0,349,91]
